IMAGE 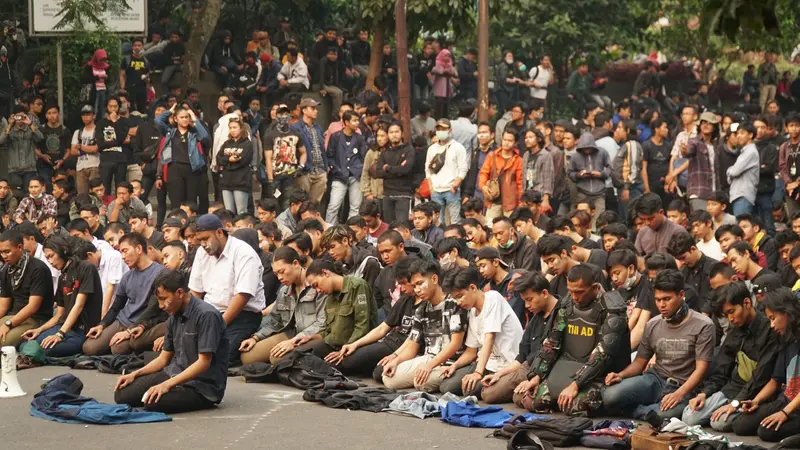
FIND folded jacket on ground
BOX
[30,373,171,425]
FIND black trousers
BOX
[165,162,207,212]
[114,371,214,413]
[129,85,148,115]
[226,310,262,365]
[293,340,337,359]
[732,395,800,442]
[100,159,127,194]
[337,340,396,381]
[382,196,411,224]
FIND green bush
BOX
[45,30,121,119]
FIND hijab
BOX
[88,49,109,70]
[435,49,453,71]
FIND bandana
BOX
[7,251,30,290]
[663,300,689,325]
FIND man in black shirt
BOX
[20,235,102,357]
[0,230,53,346]
[95,96,130,194]
[114,270,229,413]
[728,241,783,304]
[481,271,560,404]
[538,235,579,298]
[37,104,71,190]
[161,32,185,91]
[328,256,420,380]
[608,248,653,350]
[119,38,151,114]
[668,231,718,315]
[642,118,672,205]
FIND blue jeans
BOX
[601,370,690,420]
[94,89,107,121]
[754,192,776,235]
[431,189,462,225]
[731,197,754,216]
[222,190,249,215]
[21,326,86,358]
[680,391,734,429]
[618,182,644,220]
[325,177,362,225]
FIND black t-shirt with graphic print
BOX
[407,296,469,363]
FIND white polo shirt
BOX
[97,244,128,295]
[188,235,266,313]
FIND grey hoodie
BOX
[568,133,611,196]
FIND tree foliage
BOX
[52,0,131,31]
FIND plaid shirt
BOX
[684,137,716,200]
[13,194,58,224]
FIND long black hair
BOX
[763,288,800,342]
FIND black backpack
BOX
[494,415,593,447]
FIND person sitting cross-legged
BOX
[20,235,103,357]
[289,259,377,359]
[114,270,229,413]
[681,281,779,430]
[327,256,421,380]
[729,288,800,442]
[602,269,715,420]
[480,271,560,404]
[437,267,524,397]
[380,259,468,392]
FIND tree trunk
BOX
[365,26,385,91]
[181,0,223,91]
[395,0,411,142]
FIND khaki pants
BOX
[110,322,167,354]
[127,164,143,183]
[485,204,512,225]
[760,84,777,112]
[382,354,450,393]
[76,167,101,194]
[82,320,124,355]
[296,172,328,203]
[240,332,291,366]
[484,362,529,404]
[0,316,38,347]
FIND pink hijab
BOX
[435,49,453,70]
[88,49,109,70]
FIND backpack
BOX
[494,416,592,447]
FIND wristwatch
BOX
[4,319,12,328]
[730,400,741,409]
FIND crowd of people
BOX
[2,15,800,448]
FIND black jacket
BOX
[216,137,254,191]
[375,143,415,196]
[700,311,779,401]
[351,40,371,66]
[756,234,779,272]
[499,233,540,272]
[756,135,779,194]
[132,120,163,177]
[462,143,495,198]
[343,245,382,288]
[681,253,718,314]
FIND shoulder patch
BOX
[601,290,627,312]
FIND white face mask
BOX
[436,130,450,142]
[622,269,637,290]
[505,58,514,65]
[439,253,456,270]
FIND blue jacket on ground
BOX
[30,374,171,425]
[439,401,545,428]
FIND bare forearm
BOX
[676,361,708,397]
[222,294,250,325]
[59,294,86,333]
[352,322,390,347]
[133,353,171,377]
[619,358,648,379]
[475,333,495,374]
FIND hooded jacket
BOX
[376,143,415,196]
[343,245,382,287]
[498,232,540,272]
[568,134,610,197]
[210,31,241,66]
[132,118,163,177]
[216,136,254,192]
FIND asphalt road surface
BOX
[3,366,767,450]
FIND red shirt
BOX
[369,221,389,238]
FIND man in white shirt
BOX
[690,210,725,261]
[89,241,128,318]
[439,267,524,396]
[528,55,554,101]
[425,119,469,225]
[189,214,266,365]
[277,48,309,91]
[17,222,60,293]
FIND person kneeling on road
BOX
[114,270,229,413]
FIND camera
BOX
[13,114,25,121]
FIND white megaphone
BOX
[0,346,26,398]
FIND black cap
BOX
[475,247,510,268]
